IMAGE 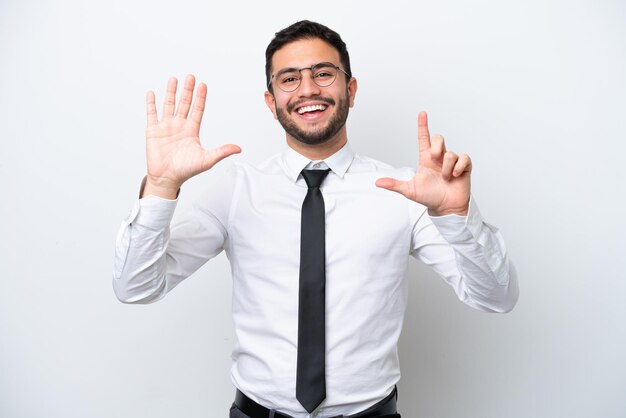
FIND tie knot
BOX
[301,169,330,189]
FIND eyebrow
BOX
[274,62,336,76]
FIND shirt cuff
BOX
[124,177,179,229]
[429,197,483,243]
[132,195,178,229]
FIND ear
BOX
[347,77,358,108]
[264,90,278,120]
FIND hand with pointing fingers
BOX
[375,112,471,216]
[143,74,241,199]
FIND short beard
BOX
[275,94,349,146]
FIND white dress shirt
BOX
[113,143,518,418]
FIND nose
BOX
[297,69,322,97]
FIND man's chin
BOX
[287,131,334,145]
[276,97,349,147]
[278,120,325,144]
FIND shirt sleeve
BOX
[112,168,237,304]
[410,197,519,313]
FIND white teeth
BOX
[297,104,327,114]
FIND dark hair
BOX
[265,20,352,92]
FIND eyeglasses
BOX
[268,62,351,93]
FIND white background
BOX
[1,0,625,417]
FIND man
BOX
[113,20,518,418]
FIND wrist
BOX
[142,176,181,200]
[428,203,469,217]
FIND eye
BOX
[279,73,300,86]
[313,65,337,82]
[315,71,334,79]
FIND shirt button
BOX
[313,163,321,168]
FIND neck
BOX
[286,131,348,161]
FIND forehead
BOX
[272,38,341,71]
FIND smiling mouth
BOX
[296,104,328,115]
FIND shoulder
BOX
[226,153,285,176]
[350,153,415,180]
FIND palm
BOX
[144,75,240,197]
[376,112,471,216]
[147,117,209,184]
[405,158,470,215]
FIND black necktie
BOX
[296,169,330,413]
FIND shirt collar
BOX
[281,142,354,182]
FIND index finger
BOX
[418,111,430,152]
[189,82,207,126]
[146,91,158,126]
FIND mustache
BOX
[287,96,335,113]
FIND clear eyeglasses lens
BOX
[276,64,339,92]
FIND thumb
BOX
[375,177,410,197]
[201,144,242,171]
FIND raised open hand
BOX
[375,112,471,216]
[144,75,241,199]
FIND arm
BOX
[377,112,518,312]
[112,75,240,303]
[112,180,233,304]
[410,198,518,313]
